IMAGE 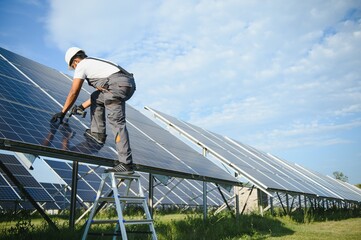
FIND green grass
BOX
[267,217,361,240]
[0,209,361,239]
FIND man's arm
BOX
[61,78,84,113]
[80,99,91,109]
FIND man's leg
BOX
[86,90,107,144]
[105,97,132,165]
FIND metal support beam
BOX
[277,192,287,214]
[148,173,154,217]
[270,196,274,215]
[203,181,207,222]
[259,190,264,216]
[216,184,234,217]
[235,186,240,219]
[0,160,58,231]
[241,185,255,215]
[69,161,78,230]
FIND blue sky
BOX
[0,0,361,184]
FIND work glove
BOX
[70,105,87,118]
[50,112,65,123]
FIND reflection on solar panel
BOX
[0,153,54,209]
[40,182,69,209]
[0,47,239,186]
[43,158,233,208]
[45,159,108,203]
[145,107,361,203]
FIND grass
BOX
[267,217,361,240]
[0,208,360,239]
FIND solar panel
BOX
[145,107,361,202]
[40,182,70,209]
[43,158,233,208]
[0,47,239,185]
[0,171,20,201]
[285,162,361,202]
[44,159,101,202]
[224,139,342,198]
[0,153,54,202]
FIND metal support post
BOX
[203,181,207,222]
[235,186,240,219]
[69,161,79,230]
[286,193,290,214]
[148,173,154,217]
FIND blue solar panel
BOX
[0,153,54,202]
[0,47,239,185]
[44,159,102,202]
[146,107,361,202]
[40,182,70,209]
[0,172,20,201]
[43,159,232,207]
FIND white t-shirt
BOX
[73,58,119,79]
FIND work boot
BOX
[104,163,134,174]
[84,129,106,144]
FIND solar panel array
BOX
[0,153,55,209]
[0,46,239,186]
[0,151,232,210]
[43,158,231,207]
[145,107,361,203]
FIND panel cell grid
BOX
[0,154,54,202]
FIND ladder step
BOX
[99,196,145,203]
[88,232,120,236]
[91,219,118,224]
[88,230,153,236]
[124,219,154,225]
[107,172,141,179]
[90,219,154,225]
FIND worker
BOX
[51,47,136,174]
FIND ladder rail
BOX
[111,173,128,240]
[81,174,107,240]
[82,172,157,240]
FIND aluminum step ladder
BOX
[82,172,157,240]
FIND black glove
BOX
[50,112,65,123]
[70,105,87,118]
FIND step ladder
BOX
[82,172,157,240]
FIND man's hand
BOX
[51,112,65,123]
[70,105,87,118]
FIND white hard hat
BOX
[65,47,83,68]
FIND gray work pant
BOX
[90,78,135,165]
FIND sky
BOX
[0,0,360,184]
